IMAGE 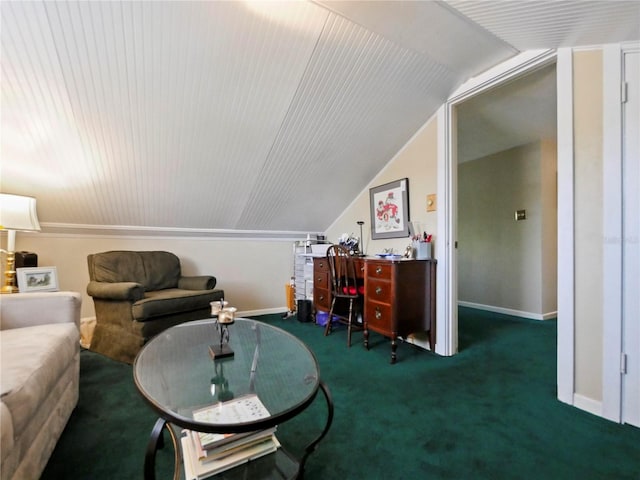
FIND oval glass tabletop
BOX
[134,318,320,433]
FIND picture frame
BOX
[16,266,59,293]
[369,178,410,239]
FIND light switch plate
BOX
[427,194,436,212]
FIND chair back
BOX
[326,245,360,298]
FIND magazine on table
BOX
[191,393,272,450]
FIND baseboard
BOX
[79,309,286,349]
[573,393,603,417]
[458,301,555,321]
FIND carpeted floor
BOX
[42,307,640,479]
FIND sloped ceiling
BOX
[1,1,638,237]
[457,63,557,164]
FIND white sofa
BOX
[0,291,81,480]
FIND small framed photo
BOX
[369,178,410,239]
[16,266,59,293]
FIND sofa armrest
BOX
[87,281,144,301]
[178,275,217,290]
[0,291,82,331]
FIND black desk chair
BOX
[324,245,365,347]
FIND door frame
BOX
[435,49,573,401]
[603,42,640,424]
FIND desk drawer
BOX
[366,277,392,304]
[365,301,392,333]
[314,271,329,290]
[314,258,329,273]
[366,261,392,279]
[314,287,331,310]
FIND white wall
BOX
[540,139,558,315]
[573,49,604,402]
[326,116,439,253]
[457,140,557,318]
[11,233,294,320]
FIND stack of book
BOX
[181,394,280,480]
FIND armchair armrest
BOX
[0,291,82,331]
[87,281,144,301]
[178,275,217,290]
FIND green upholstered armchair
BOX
[87,250,224,363]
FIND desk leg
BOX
[390,334,397,364]
[363,323,370,350]
[300,380,334,472]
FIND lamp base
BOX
[1,284,19,294]
[1,251,18,294]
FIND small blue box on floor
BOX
[315,311,339,326]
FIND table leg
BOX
[144,418,180,480]
[300,380,334,471]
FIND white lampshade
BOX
[0,193,41,232]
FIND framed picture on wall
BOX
[16,266,59,293]
[369,178,410,239]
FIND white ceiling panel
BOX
[446,0,640,50]
[1,1,638,237]
[237,11,459,231]
[2,1,330,230]
[315,0,517,76]
[457,64,557,163]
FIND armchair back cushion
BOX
[88,251,181,291]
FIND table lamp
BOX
[0,193,41,293]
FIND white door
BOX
[622,50,639,427]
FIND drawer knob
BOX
[375,308,382,320]
[375,266,383,275]
[375,286,382,295]
[319,295,324,301]
[319,262,324,268]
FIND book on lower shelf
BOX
[181,430,280,480]
[182,394,280,479]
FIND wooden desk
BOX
[313,256,436,363]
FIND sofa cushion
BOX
[0,323,79,438]
[132,289,222,321]
[0,401,14,466]
[89,251,180,291]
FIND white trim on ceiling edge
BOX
[34,223,318,241]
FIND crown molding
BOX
[37,223,320,241]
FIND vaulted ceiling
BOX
[1,1,638,237]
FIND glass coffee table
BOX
[133,318,333,480]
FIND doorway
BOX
[455,64,557,327]
[435,49,559,358]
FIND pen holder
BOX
[414,241,432,260]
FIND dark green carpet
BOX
[42,307,640,479]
